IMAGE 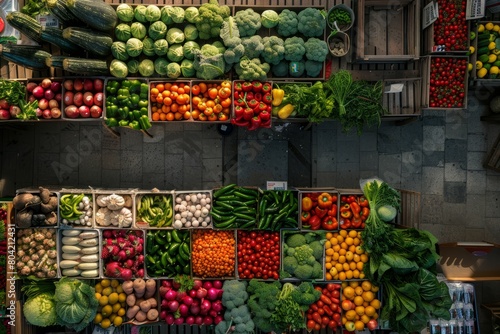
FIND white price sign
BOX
[422,1,439,30]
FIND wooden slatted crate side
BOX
[484,132,500,172]
[382,77,422,116]
[396,189,421,229]
[356,0,421,62]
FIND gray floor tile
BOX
[423,126,445,152]
[484,190,500,217]
[444,162,467,182]
[467,133,487,152]
[441,202,466,225]
[444,182,466,203]
[465,194,486,228]
[445,139,467,163]
[467,151,487,170]
[142,142,165,174]
[467,170,486,194]
[422,167,444,195]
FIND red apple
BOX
[0,109,10,120]
[0,99,9,109]
[55,93,62,102]
[28,95,36,103]
[90,105,102,118]
[44,89,55,100]
[93,78,104,92]
[26,82,38,93]
[51,81,61,93]
[36,108,43,117]
[40,78,52,89]
[38,98,49,110]
[79,105,90,118]
[83,92,94,107]
[42,109,52,119]
[93,92,103,106]
[63,79,74,91]
[48,99,59,109]
[64,91,74,106]
[83,79,94,91]
[73,79,84,91]
[64,105,79,118]
[73,92,83,106]
[32,86,45,99]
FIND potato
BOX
[126,305,140,319]
[144,279,156,299]
[139,300,151,313]
[122,280,134,295]
[135,310,147,322]
[133,278,146,298]
[147,308,159,321]
[126,294,136,307]
[146,297,157,309]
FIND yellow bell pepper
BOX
[486,22,494,31]
[271,88,284,107]
[478,24,485,33]
[468,63,473,71]
[489,42,496,50]
[277,104,294,119]
[489,54,498,63]
[490,66,499,79]
[478,67,488,78]
[476,60,483,70]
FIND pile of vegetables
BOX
[173,191,212,228]
[150,82,192,122]
[101,229,145,280]
[300,191,338,230]
[59,229,99,278]
[191,230,235,278]
[190,81,232,122]
[123,279,159,323]
[257,190,298,230]
[306,283,342,332]
[22,277,98,332]
[281,231,325,280]
[325,230,367,281]
[62,78,104,119]
[16,228,57,278]
[14,187,58,228]
[339,280,381,331]
[215,280,254,334]
[95,193,134,228]
[339,194,370,229]
[0,79,37,121]
[159,276,224,326]
[59,192,93,227]
[27,78,62,119]
[247,279,320,333]
[232,80,273,130]
[211,184,259,229]
[237,230,280,280]
[93,279,127,329]
[135,192,174,228]
[360,178,453,334]
[145,229,191,277]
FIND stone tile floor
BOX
[1,94,500,333]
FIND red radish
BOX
[32,86,45,99]
[27,82,38,93]
[161,299,169,309]
[206,288,222,301]
[0,109,10,120]
[164,313,174,325]
[73,92,83,106]
[203,316,213,326]
[48,99,59,109]
[200,299,211,314]
[93,92,103,106]
[38,98,49,110]
[202,281,213,290]
[41,78,52,89]
[212,281,223,289]
[179,304,189,318]
[44,89,55,100]
[124,259,134,268]
[193,280,203,290]
[102,230,113,238]
[105,262,122,277]
[9,105,21,117]
[120,268,133,281]
[162,280,172,288]
[94,78,104,91]
[0,99,9,109]
[174,317,184,325]
[83,92,94,106]
[73,79,84,91]
[185,316,195,325]
[165,289,177,301]
[189,303,200,315]
[83,79,94,91]
[168,300,179,312]
[50,108,61,119]
[42,109,52,119]
[50,81,61,93]
[79,105,90,118]
[64,91,74,106]
[196,288,207,299]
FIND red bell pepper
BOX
[328,204,337,217]
[246,91,254,101]
[350,201,361,215]
[234,82,243,92]
[231,118,249,127]
[301,211,311,223]
[248,116,261,131]
[321,216,338,230]
[315,206,327,218]
[309,215,321,230]
[352,216,362,228]
[243,107,254,120]
[358,196,369,207]
[234,106,244,120]
[242,81,253,92]
[361,207,370,220]
[339,218,351,229]
[252,81,263,92]
[263,92,273,104]
[261,118,271,128]
[247,99,258,109]
[254,92,262,101]
[262,82,272,93]
[235,97,246,107]
[259,109,270,121]
[258,101,267,111]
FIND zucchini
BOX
[62,57,110,76]
[79,230,99,239]
[59,260,80,269]
[80,269,99,278]
[62,245,82,253]
[478,39,491,48]
[0,45,50,70]
[479,54,490,63]
[66,0,117,32]
[40,26,82,54]
[62,229,81,237]
[78,237,98,247]
[80,245,99,255]
[80,254,99,262]
[62,236,80,245]
[61,253,81,260]
[477,46,490,55]
[46,55,65,68]
[46,0,82,26]
[62,268,82,276]
[78,262,98,270]
[5,12,43,44]
[62,27,113,57]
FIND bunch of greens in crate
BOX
[136,194,173,227]
[145,230,190,277]
[258,190,298,230]
[281,231,325,280]
[360,178,452,334]
[324,70,386,134]
[247,279,321,333]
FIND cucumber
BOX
[78,237,98,247]
[5,11,43,44]
[62,245,82,253]
[62,57,110,76]
[40,26,82,54]
[46,0,82,26]
[62,229,81,237]
[80,246,99,255]
[0,45,50,70]
[61,253,81,260]
[46,55,65,68]
[478,39,491,48]
[59,260,80,269]
[62,27,113,57]
[66,0,117,32]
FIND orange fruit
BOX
[343,286,355,300]
[362,291,375,302]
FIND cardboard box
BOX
[438,242,500,281]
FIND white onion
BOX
[191,220,199,227]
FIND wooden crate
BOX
[395,189,421,229]
[484,132,500,172]
[421,55,469,110]
[356,0,421,62]
[382,78,421,118]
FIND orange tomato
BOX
[166,112,174,121]
[214,104,223,113]
[208,88,218,100]
[198,113,208,121]
[191,110,200,119]
[150,87,159,96]
[218,113,228,121]
[206,100,215,108]
[221,80,231,88]
[204,107,213,116]
[156,83,164,92]
[170,84,179,92]
[152,112,160,121]
[218,87,231,99]
[221,98,231,108]
[183,111,191,120]
[207,113,218,121]
[192,96,201,106]
[163,97,172,106]
[171,103,179,113]
[192,85,201,95]
[197,102,207,111]
[159,113,167,121]
[164,83,172,91]
[199,82,208,93]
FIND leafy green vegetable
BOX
[23,292,57,327]
[0,79,26,105]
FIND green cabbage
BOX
[138,59,155,77]
[110,59,129,78]
[180,59,195,77]
[184,24,198,41]
[130,22,147,39]
[154,39,169,56]
[53,278,98,332]
[115,23,131,42]
[142,37,156,57]
[167,43,184,62]
[160,6,174,25]
[116,3,134,22]
[148,21,167,40]
[167,62,182,79]
[126,38,143,57]
[261,9,279,28]
[166,27,185,44]
[183,40,200,60]
[145,4,161,22]
[377,205,398,222]
[111,41,129,61]
[154,57,169,75]
[170,7,185,23]
[23,292,57,327]
[184,6,199,23]
[134,5,148,23]
[127,59,140,74]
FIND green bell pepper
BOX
[139,115,152,130]
[133,110,142,121]
[121,80,132,88]
[106,105,118,118]
[105,117,118,127]
[138,99,148,108]
[117,88,130,101]
[106,80,119,94]
[129,120,140,130]
[140,83,149,99]
[140,107,148,116]
[118,119,130,127]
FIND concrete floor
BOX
[1,92,500,333]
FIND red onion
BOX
[162,280,172,288]
[209,309,219,318]
[51,81,61,93]
[189,289,197,299]
[196,288,207,299]
[179,304,189,318]
[186,316,195,325]
[165,289,177,301]
[206,288,222,301]
[203,281,213,290]
[174,317,185,325]
[44,89,55,100]
[189,303,200,315]
[160,310,168,321]
[203,316,213,326]
[200,299,211,314]
[177,291,187,302]
[214,315,224,325]
[161,299,169,309]
[211,300,223,313]
[194,316,203,326]
[212,280,223,289]
[182,295,194,306]
[168,300,179,312]
[193,280,203,290]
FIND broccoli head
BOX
[297,8,326,37]
[293,244,313,264]
[272,60,289,77]
[294,264,313,280]
[304,37,329,62]
[195,0,230,39]
[286,247,295,257]
[282,255,298,274]
[305,60,324,77]
[234,56,270,81]
[284,36,305,62]
[234,8,262,37]
[286,233,306,248]
[277,9,298,37]
[312,261,323,279]
[305,254,317,266]
[289,60,305,77]
[242,35,264,59]
[309,240,324,260]
[231,305,252,324]
[304,231,322,244]
[221,280,249,309]
[291,281,321,307]
[262,36,285,65]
